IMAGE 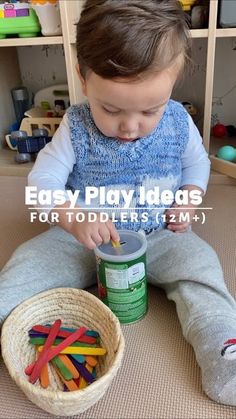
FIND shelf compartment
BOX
[0,148,33,176]
[190,29,208,38]
[0,36,63,47]
[216,28,236,38]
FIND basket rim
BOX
[1,287,125,400]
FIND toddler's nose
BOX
[119,118,139,135]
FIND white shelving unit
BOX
[0,0,236,181]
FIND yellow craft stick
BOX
[111,240,121,248]
[78,376,87,389]
[57,354,80,379]
[38,345,106,356]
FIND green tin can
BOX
[94,230,148,324]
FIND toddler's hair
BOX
[76,0,191,79]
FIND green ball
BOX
[217,146,236,162]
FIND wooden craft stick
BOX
[60,326,99,339]
[68,356,94,384]
[38,352,49,389]
[38,345,106,356]
[52,365,78,392]
[25,319,61,378]
[58,354,80,379]
[70,354,85,364]
[85,355,98,367]
[31,325,96,344]
[111,240,121,247]
[52,356,73,381]
[85,363,93,373]
[75,376,87,389]
[29,337,97,348]
[85,362,97,378]
[29,326,87,383]
[39,363,49,389]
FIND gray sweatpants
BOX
[0,226,236,341]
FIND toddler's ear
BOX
[76,64,87,96]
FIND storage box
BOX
[210,155,236,179]
[219,0,236,28]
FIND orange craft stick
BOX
[40,362,49,389]
[57,354,80,379]
[53,365,78,391]
[85,355,98,367]
[85,363,93,373]
[37,351,49,389]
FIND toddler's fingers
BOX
[80,235,97,250]
[107,220,120,242]
[167,222,189,232]
[98,225,111,244]
[91,231,103,246]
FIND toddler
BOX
[1,0,236,407]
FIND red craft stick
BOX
[32,325,96,344]
[28,319,62,383]
[25,319,62,376]
[29,326,87,384]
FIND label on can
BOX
[96,254,147,324]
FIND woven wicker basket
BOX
[1,288,125,416]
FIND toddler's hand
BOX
[70,211,120,250]
[165,203,196,233]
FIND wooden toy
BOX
[25,321,106,391]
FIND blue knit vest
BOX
[66,100,189,233]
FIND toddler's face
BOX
[77,63,178,142]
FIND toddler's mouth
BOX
[117,136,138,142]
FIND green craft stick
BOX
[51,356,73,381]
[29,337,97,347]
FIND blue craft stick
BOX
[70,354,86,364]
[68,356,95,383]
[61,327,99,338]
[92,367,97,379]
[46,324,100,338]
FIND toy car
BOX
[10,129,52,163]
